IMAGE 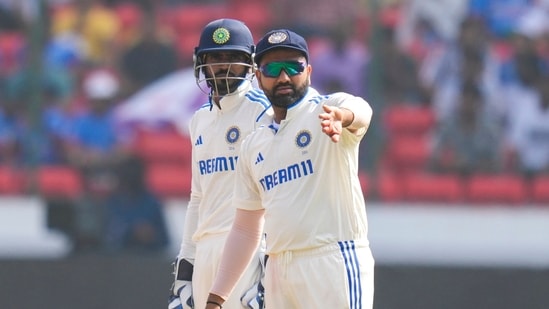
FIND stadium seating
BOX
[35,166,83,199]
[171,4,226,36]
[225,2,272,38]
[145,163,192,199]
[531,176,549,204]
[133,128,192,166]
[113,2,143,43]
[381,103,436,175]
[175,32,202,62]
[383,104,436,137]
[0,166,26,195]
[376,170,404,202]
[385,135,431,173]
[402,172,464,203]
[0,31,25,74]
[465,174,528,205]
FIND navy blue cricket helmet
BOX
[193,19,256,96]
[194,18,255,58]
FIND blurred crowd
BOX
[1,0,549,253]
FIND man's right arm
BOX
[206,208,265,308]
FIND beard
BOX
[205,69,248,96]
[264,80,308,108]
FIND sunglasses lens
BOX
[261,61,304,77]
[263,63,282,77]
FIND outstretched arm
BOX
[319,100,372,143]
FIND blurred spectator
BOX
[119,10,179,97]
[0,99,22,166]
[270,0,362,37]
[0,4,24,31]
[419,16,503,122]
[310,23,369,98]
[514,0,549,41]
[44,10,88,71]
[102,155,169,253]
[1,74,71,167]
[40,83,82,165]
[429,82,503,175]
[468,0,535,39]
[500,35,540,86]
[50,0,120,66]
[372,25,426,105]
[0,30,26,80]
[66,67,134,251]
[396,0,468,58]
[65,67,132,187]
[504,73,549,177]
[3,64,73,104]
[498,11,549,177]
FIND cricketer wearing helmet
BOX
[169,19,271,309]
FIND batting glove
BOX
[240,280,264,309]
[240,251,266,309]
[168,258,194,309]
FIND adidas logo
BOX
[255,152,264,165]
[195,135,203,146]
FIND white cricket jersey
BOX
[235,87,373,255]
[188,82,272,242]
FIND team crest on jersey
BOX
[226,126,240,144]
[213,27,230,44]
[295,130,312,148]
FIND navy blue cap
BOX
[254,29,309,64]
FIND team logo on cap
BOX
[213,27,230,44]
[226,126,240,144]
[295,130,312,148]
[268,32,288,44]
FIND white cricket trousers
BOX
[193,233,263,308]
[265,239,374,309]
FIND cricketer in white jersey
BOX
[180,82,271,308]
[170,19,271,309]
[206,29,374,309]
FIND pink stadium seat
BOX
[402,172,464,203]
[114,2,142,42]
[465,174,528,205]
[383,104,436,137]
[376,170,403,202]
[176,32,202,60]
[531,176,549,204]
[134,129,192,165]
[146,163,192,198]
[386,135,431,172]
[36,166,83,199]
[159,3,226,60]
[0,31,25,74]
[114,2,142,30]
[226,2,272,37]
[0,166,26,195]
[172,4,227,36]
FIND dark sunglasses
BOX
[259,61,306,78]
